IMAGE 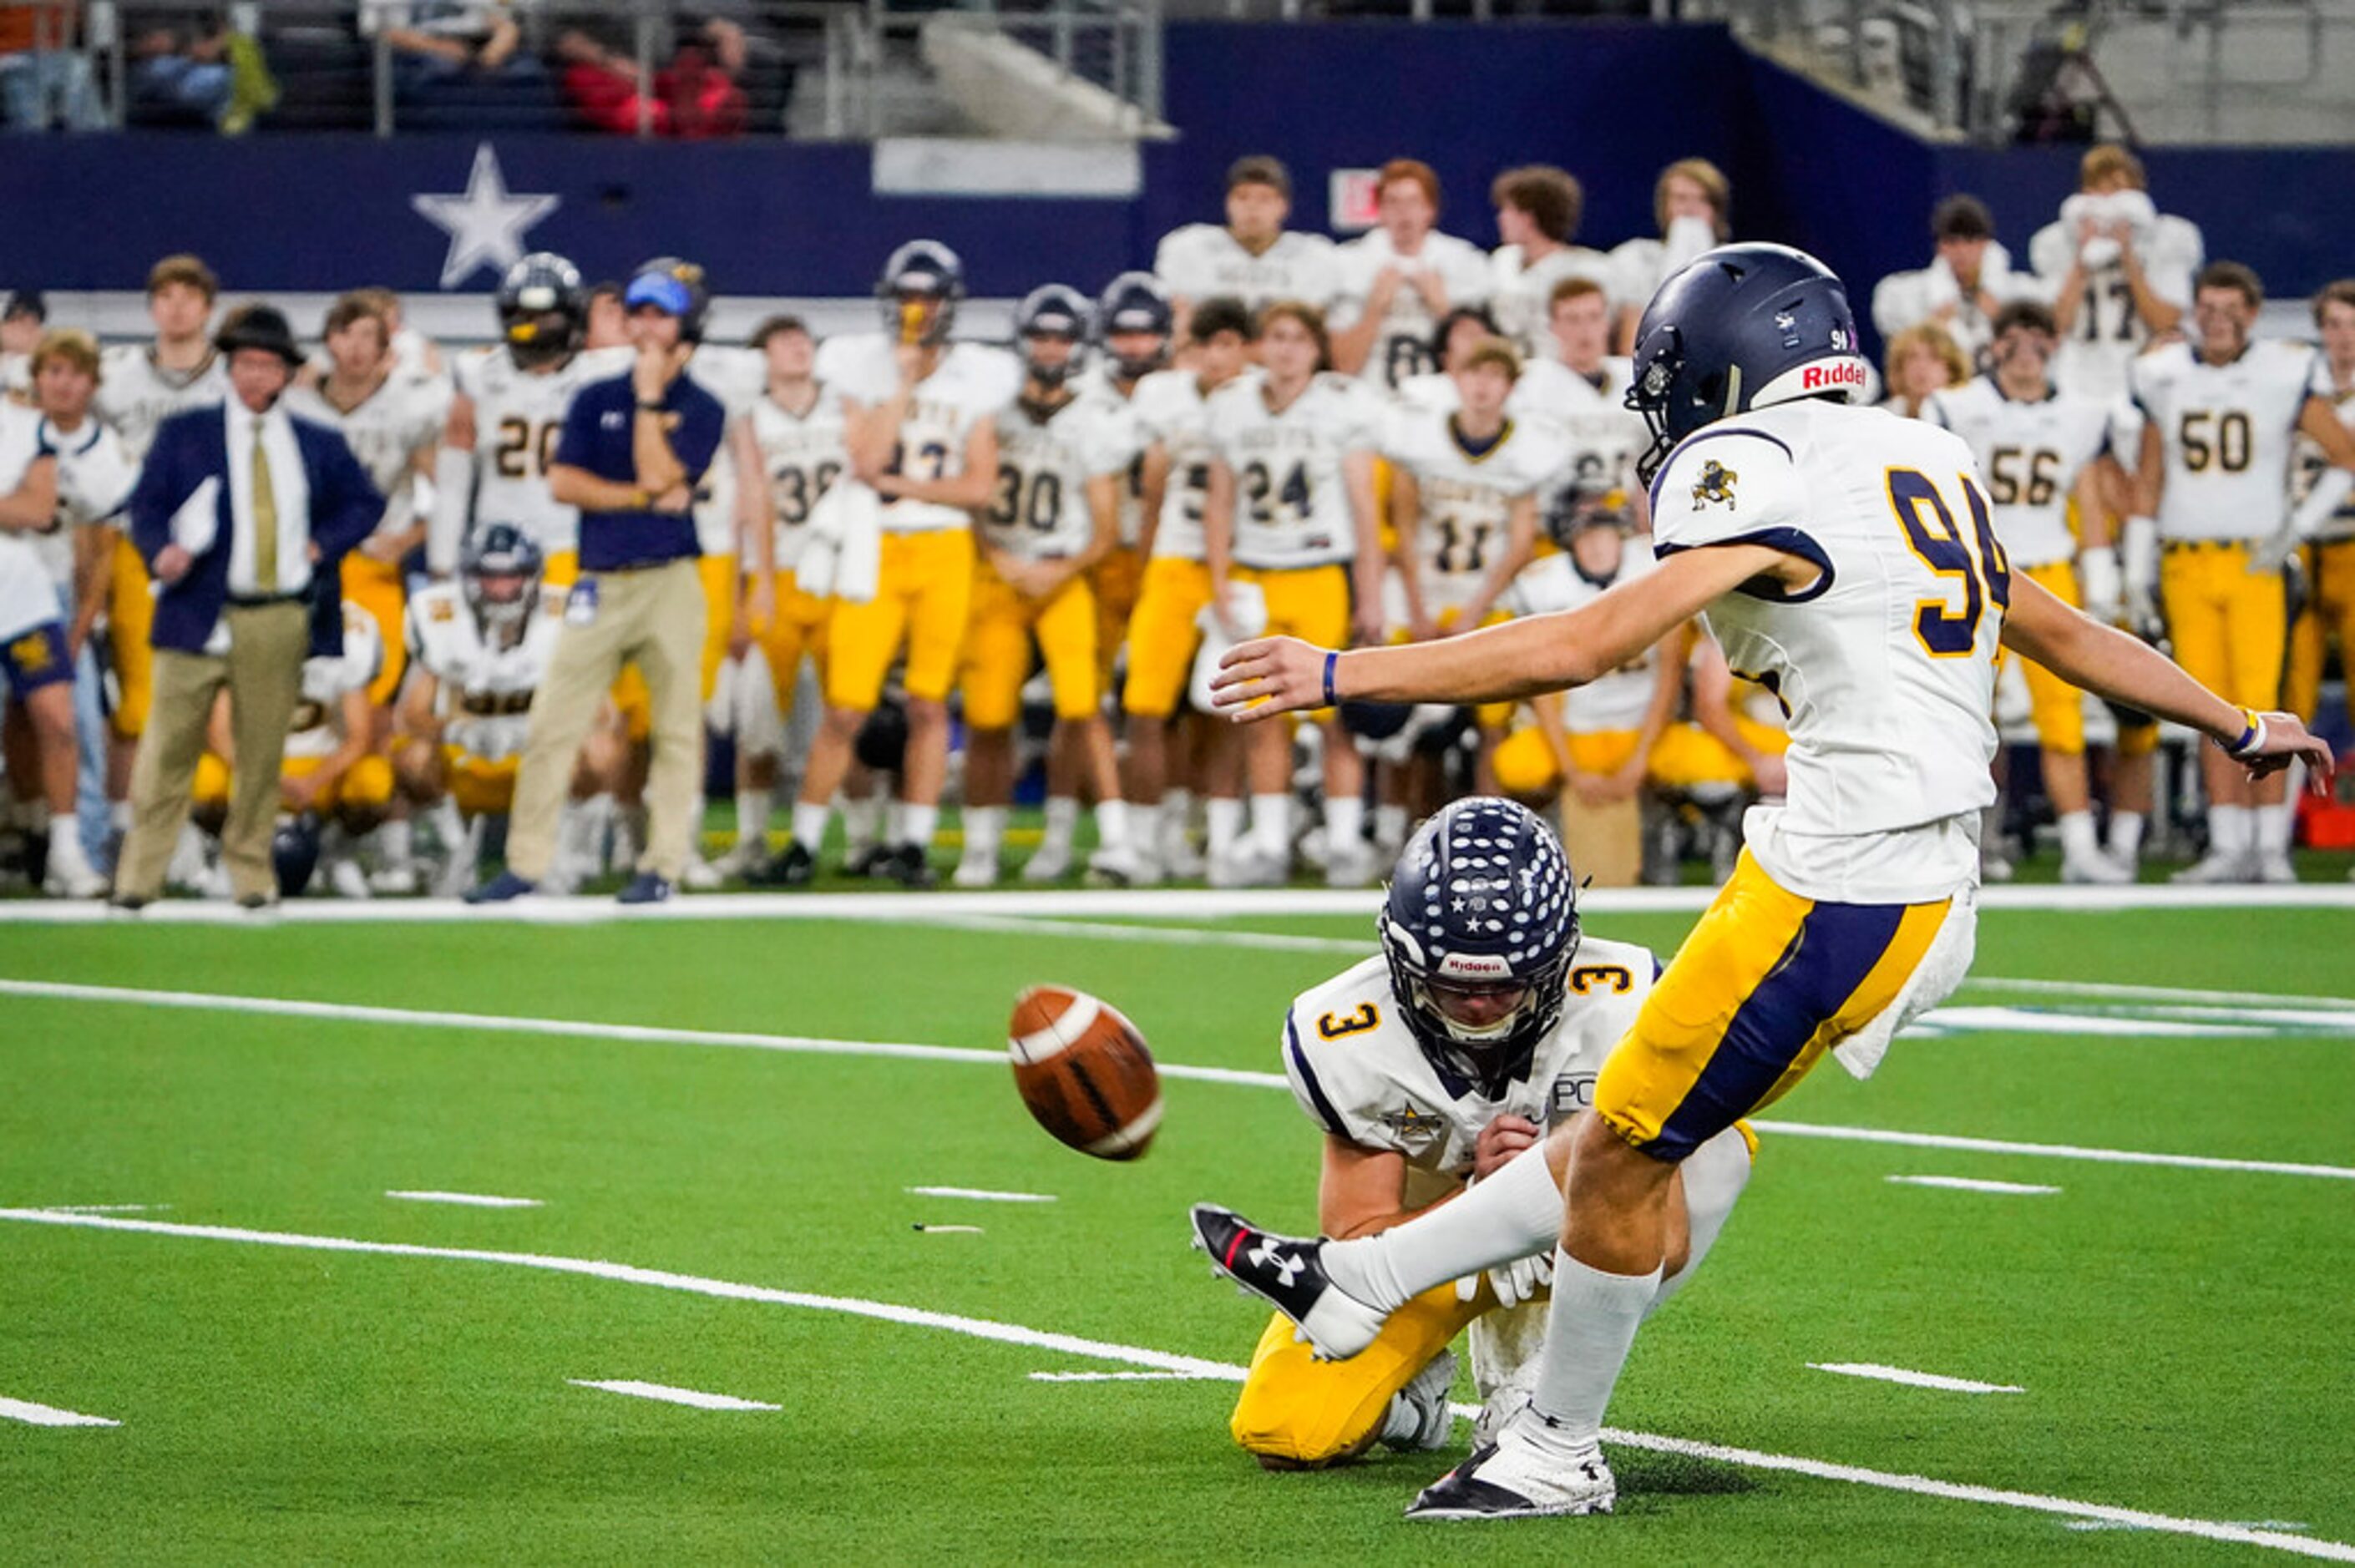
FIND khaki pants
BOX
[115,599,310,902]
[508,558,706,882]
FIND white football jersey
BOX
[1490,244,1619,359]
[95,346,227,463]
[1924,376,2114,567]
[285,602,382,761]
[0,407,63,635]
[1129,367,1250,563]
[0,351,28,398]
[1385,411,1562,615]
[16,414,139,588]
[1152,224,1342,311]
[1513,358,1644,503]
[407,578,563,763]
[1280,941,1658,1181]
[284,374,449,540]
[1502,544,1661,732]
[2028,215,2202,404]
[1071,363,1157,549]
[986,392,1140,562]
[1329,230,1495,392]
[2293,367,2355,543]
[2132,339,2317,542]
[746,383,850,573]
[816,335,1020,533]
[1650,399,2003,903]
[1208,373,1383,569]
[455,345,632,558]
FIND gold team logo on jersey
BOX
[1379,1103,1446,1150]
[1690,460,1739,510]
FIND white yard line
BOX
[907,1187,1056,1203]
[1027,1370,1211,1383]
[1904,1005,2273,1039]
[2,1206,2345,1562]
[4,882,2352,925]
[33,1204,165,1214]
[1886,1176,2061,1196]
[1963,978,2355,1014]
[909,1224,985,1235]
[0,1395,119,1428]
[1810,1363,2025,1394]
[569,1379,778,1412]
[9,978,2352,1181]
[385,1191,543,1209]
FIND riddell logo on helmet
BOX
[1439,955,1512,979]
[1800,361,1868,392]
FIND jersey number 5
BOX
[1887,468,2009,657]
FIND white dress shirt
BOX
[222,397,312,599]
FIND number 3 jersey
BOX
[1383,409,1564,615]
[406,579,563,763]
[1207,372,1385,569]
[1280,941,1657,1187]
[2130,338,2319,543]
[987,392,1142,562]
[1649,399,2002,903]
[1922,375,2114,569]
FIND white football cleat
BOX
[1158,818,1205,878]
[2060,848,2132,885]
[2254,851,2299,885]
[165,822,211,892]
[1324,838,1380,889]
[681,855,724,891]
[368,864,419,896]
[42,837,107,899]
[1405,1411,1616,1521]
[1087,841,1159,888]
[326,856,372,900]
[1020,840,1073,883]
[1381,1348,1461,1454]
[951,848,1000,889]
[2171,847,2256,884]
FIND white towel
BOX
[1188,578,1268,715]
[800,479,883,604]
[170,476,220,558]
[1831,884,1979,1081]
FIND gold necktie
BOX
[251,425,278,594]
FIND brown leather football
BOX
[1007,984,1162,1161]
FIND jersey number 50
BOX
[1887,468,2010,657]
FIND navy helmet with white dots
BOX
[1377,797,1581,1099]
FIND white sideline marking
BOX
[1966,978,2355,1014]
[1810,1363,2024,1394]
[910,1224,985,1235]
[385,1191,543,1209]
[907,1187,1056,1203]
[33,1204,165,1214]
[1887,1176,2061,1196]
[10,978,2353,1181]
[3,1207,2346,1563]
[1028,1370,1211,1383]
[570,1379,778,1412]
[0,1395,119,1428]
[1904,1005,2271,1039]
[3,880,2351,923]
[2071,1520,2312,1535]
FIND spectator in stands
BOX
[2,289,43,395]
[1489,165,1615,361]
[361,0,528,87]
[1,2,104,131]
[2028,143,2203,405]
[1881,321,1970,418]
[128,16,278,134]
[1871,195,2020,362]
[1610,158,1731,352]
[554,17,746,139]
[584,281,630,349]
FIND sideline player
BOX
[1202,301,1385,886]
[1925,301,2130,883]
[1215,796,1750,1470]
[1517,279,1648,522]
[952,284,1141,888]
[1488,166,1618,362]
[768,240,1015,888]
[1329,160,1492,394]
[2029,144,2203,407]
[2130,261,2355,883]
[1203,243,2331,1520]
[1153,155,1341,337]
[2287,279,2355,746]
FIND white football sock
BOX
[1161,788,1193,829]
[1375,802,1410,848]
[427,798,464,852]
[2261,796,2297,854]
[885,799,909,845]
[736,787,772,850]
[1321,1144,1564,1312]
[377,818,413,872]
[1647,1126,1753,1315]
[791,800,831,852]
[1041,796,1079,853]
[841,791,883,855]
[902,802,939,848]
[1094,797,1130,850]
[1527,1254,1662,1449]
[1326,793,1365,848]
[1128,799,1163,855]
[2209,803,2252,855]
[961,805,1005,860]
[2108,810,2145,861]
[1249,792,1290,856]
[2057,809,2099,864]
[1207,797,1245,858]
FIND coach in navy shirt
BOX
[469,257,723,905]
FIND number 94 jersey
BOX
[1279,943,1657,1180]
[1922,376,2113,569]
[1208,373,1385,569]
[987,392,1142,560]
[2130,338,2319,543]
[1649,401,2003,896]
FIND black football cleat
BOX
[885,842,937,889]
[1405,1426,1616,1521]
[747,841,815,888]
[1187,1202,1385,1360]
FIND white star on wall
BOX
[410,143,560,290]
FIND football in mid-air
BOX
[1007,985,1162,1161]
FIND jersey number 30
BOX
[1887,468,2009,657]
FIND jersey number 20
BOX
[1887,468,2009,657]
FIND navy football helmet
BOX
[876,240,967,345]
[1378,797,1581,1100]
[495,252,585,366]
[1096,271,1173,379]
[1624,243,1868,484]
[462,523,545,635]
[272,813,322,899]
[1015,284,1091,388]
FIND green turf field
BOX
[3,899,2352,1563]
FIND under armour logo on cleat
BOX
[1247,1241,1303,1287]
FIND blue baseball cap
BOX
[624,271,693,316]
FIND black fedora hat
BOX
[215,304,304,367]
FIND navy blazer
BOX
[127,402,383,657]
